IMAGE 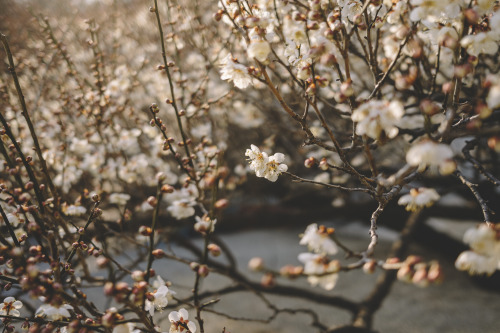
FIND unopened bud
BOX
[207,244,221,257]
[261,273,275,288]
[152,249,165,258]
[319,158,329,171]
[197,265,209,277]
[488,136,500,153]
[248,257,264,271]
[363,260,377,274]
[190,262,200,271]
[132,270,145,281]
[304,157,316,168]
[147,196,157,207]
[161,184,175,193]
[214,198,229,210]
[139,226,152,236]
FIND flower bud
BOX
[248,257,264,271]
[363,260,377,274]
[319,158,329,171]
[397,264,413,283]
[419,99,440,116]
[304,157,316,168]
[161,184,175,193]
[104,282,115,295]
[412,264,429,287]
[261,273,275,288]
[197,265,209,277]
[139,226,152,236]
[488,136,500,153]
[132,270,145,281]
[97,257,109,268]
[214,198,229,210]
[152,249,165,258]
[427,261,443,283]
[147,196,157,207]
[190,262,200,271]
[207,244,221,257]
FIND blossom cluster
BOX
[245,145,288,182]
[455,224,500,276]
[298,223,340,290]
[0,0,499,331]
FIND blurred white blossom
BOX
[398,188,440,211]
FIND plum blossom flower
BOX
[263,153,288,182]
[300,223,338,255]
[245,145,269,177]
[298,253,340,290]
[65,205,87,216]
[145,285,175,316]
[246,145,288,182]
[167,200,196,220]
[1,211,22,227]
[463,224,500,259]
[36,303,74,320]
[168,308,196,333]
[460,33,499,57]
[406,141,455,174]
[220,54,253,89]
[398,188,440,211]
[194,216,216,234]
[247,39,271,63]
[112,323,141,333]
[338,0,363,24]
[486,75,500,110]
[455,251,497,275]
[109,193,131,206]
[351,100,404,140]
[409,0,464,27]
[456,224,500,275]
[1,297,23,317]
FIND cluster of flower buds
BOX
[385,256,443,288]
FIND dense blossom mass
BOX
[0,0,499,332]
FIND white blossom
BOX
[109,193,131,206]
[352,100,404,140]
[245,145,269,177]
[409,0,464,27]
[36,303,74,320]
[194,216,216,234]
[112,323,141,333]
[463,224,499,257]
[167,200,196,220]
[298,253,339,290]
[486,76,500,110]
[65,205,87,216]
[0,297,23,317]
[263,153,288,182]
[145,285,175,316]
[3,212,21,227]
[456,224,500,276]
[398,188,440,211]
[247,39,271,63]
[220,54,253,89]
[460,33,499,57]
[300,223,338,255]
[168,308,196,333]
[455,251,497,275]
[406,141,455,174]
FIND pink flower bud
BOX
[248,257,264,271]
